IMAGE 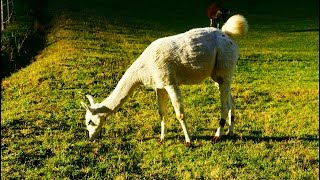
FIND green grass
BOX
[1,0,319,179]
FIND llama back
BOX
[138,28,224,86]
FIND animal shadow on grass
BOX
[194,129,319,144]
[128,128,318,148]
[288,28,319,33]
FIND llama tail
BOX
[222,14,248,37]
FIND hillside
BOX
[1,0,319,179]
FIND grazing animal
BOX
[81,15,248,146]
[207,2,231,28]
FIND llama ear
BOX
[81,101,90,111]
[86,95,95,106]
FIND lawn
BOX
[1,0,319,179]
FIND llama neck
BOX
[101,62,143,113]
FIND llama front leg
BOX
[164,85,191,145]
[213,82,233,142]
[157,89,169,143]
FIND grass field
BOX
[1,0,319,179]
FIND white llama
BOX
[81,15,248,146]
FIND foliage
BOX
[1,0,48,78]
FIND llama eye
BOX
[88,120,96,126]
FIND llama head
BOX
[81,95,110,140]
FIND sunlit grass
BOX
[1,0,319,179]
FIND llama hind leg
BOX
[213,81,233,142]
[157,89,169,143]
[226,99,235,136]
[164,85,191,145]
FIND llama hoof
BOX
[185,142,193,148]
[212,136,220,143]
[158,139,163,145]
